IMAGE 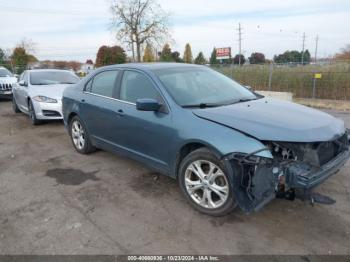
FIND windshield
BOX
[155,66,258,107]
[0,68,13,77]
[30,71,79,85]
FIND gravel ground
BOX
[0,100,350,255]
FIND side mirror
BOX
[14,74,19,79]
[136,98,162,112]
[19,80,26,86]
[246,85,252,90]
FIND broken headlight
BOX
[267,142,298,162]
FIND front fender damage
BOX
[223,150,276,213]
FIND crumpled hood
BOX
[30,84,72,100]
[0,76,17,84]
[193,98,345,142]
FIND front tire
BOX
[12,96,20,113]
[178,148,237,216]
[28,100,41,125]
[69,116,96,154]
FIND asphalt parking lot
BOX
[1,100,350,255]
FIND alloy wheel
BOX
[71,120,85,150]
[184,160,229,209]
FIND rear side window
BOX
[90,70,119,98]
[120,71,160,103]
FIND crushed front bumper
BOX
[286,149,350,189]
[225,137,350,212]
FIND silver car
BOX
[12,69,80,125]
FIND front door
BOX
[14,72,29,111]
[112,70,175,173]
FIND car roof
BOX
[100,63,206,72]
[27,69,74,73]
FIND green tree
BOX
[11,47,30,74]
[95,45,126,67]
[233,54,245,65]
[143,43,155,62]
[194,52,207,65]
[160,43,173,62]
[0,48,5,65]
[209,48,217,64]
[183,43,193,63]
[110,46,127,64]
[171,51,183,62]
[27,54,38,63]
[248,52,265,64]
[273,50,310,64]
[302,50,311,64]
[0,48,13,71]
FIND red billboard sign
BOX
[216,47,231,59]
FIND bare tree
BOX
[111,0,171,62]
[17,38,37,55]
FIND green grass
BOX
[212,63,350,100]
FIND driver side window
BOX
[120,71,161,104]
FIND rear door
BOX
[79,70,123,145]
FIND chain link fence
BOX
[211,62,350,100]
[2,61,350,100]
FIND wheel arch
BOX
[67,112,78,125]
[173,140,222,178]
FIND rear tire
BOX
[178,148,237,216]
[28,100,41,125]
[12,96,20,113]
[69,115,96,154]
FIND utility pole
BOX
[314,34,319,64]
[237,23,243,66]
[301,32,306,65]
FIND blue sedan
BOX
[62,63,350,216]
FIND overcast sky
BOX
[1,0,349,62]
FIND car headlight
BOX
[32,96,57,103]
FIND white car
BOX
[12,69,80,125]
[0,67,17,99]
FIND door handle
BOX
[116,109,125,116]
[81,99,85,102]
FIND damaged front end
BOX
[224,132,350,213]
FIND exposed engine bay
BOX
[225,132,350,213]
